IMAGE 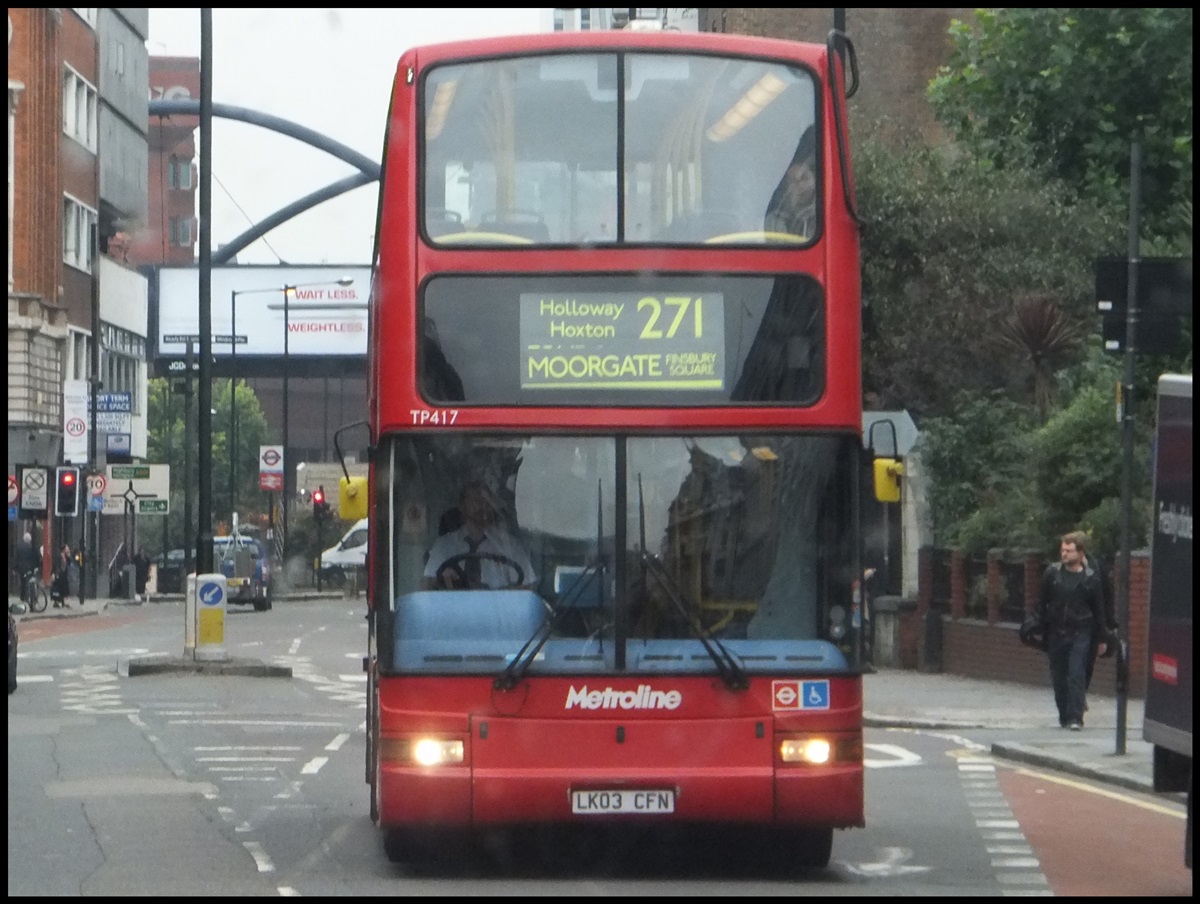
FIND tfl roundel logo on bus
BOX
[772,679,830,711]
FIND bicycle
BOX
[21,570,49,613]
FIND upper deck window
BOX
[422,52,818,246]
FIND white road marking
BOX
[301,756,328,774]
[243,840,275,872]
[864,742,923,769]
[325,732,350,751]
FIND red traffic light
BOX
[62,471,76,485]
[312,489,325,505]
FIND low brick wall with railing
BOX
[903,547,1149,697]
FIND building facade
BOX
[8,8,150,592]
[699,8,970,146]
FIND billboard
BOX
[155,265,371,359]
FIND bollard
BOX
[192,573,229,661]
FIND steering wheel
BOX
[434,552,525,589]
[704,230,809,244]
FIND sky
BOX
[146,8,553,265]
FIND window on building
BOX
[168,156,193,190]
[101,323,145,415]
[169,216,193,246]
[9,81,22,289]
[62,65,98,152]
[63,195,97,273]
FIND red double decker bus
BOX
[341,24,893,870]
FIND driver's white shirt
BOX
[424,527,536,589]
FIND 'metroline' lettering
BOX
[565,684,683,710]
[529,354,662,381]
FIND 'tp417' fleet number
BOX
[410,409,459,425]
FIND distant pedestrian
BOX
[1034,531,1112,730]
[134,547,151,599]
[51,543,72,608]
[16,531,40,604]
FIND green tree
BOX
[857,138,1123,418]
[142,378,273,556]
[913,391,1037,548]
[927,8,1193,238]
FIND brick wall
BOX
[909,549,1150,697]
[699,8,973,146]
[9,8,63,303]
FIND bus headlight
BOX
[780,737,832,765]
[412,738,464,766]
[381,737,465,766]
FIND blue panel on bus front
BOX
[627,639,850,673]
[395,590,546,641]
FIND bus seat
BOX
[425,207,465,239]
[658,209,743,242]
[554,565,606,610]
[479,211,551,243]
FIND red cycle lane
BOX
[997,764,1190,895]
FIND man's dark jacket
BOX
[1035,560,1115,643]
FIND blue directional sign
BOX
[199,581,223,607]
[800,679,830,710]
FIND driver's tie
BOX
[465,536,484,586]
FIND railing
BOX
[963,554,988,620]
[929,548,951,614]
[999,558,1027,624]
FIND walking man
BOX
[1035,531,1112,730]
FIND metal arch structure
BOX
[148,99,381,264]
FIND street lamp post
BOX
[227,285,289,522]
[273,277,354,563]
[226,279,354,532]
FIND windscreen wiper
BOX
[637,477,748,691]
[495,480,608,691]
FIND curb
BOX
[991,741,1155,795]
[120,654,293,678]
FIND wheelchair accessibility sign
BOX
[772,679,830,711]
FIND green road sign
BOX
[112,465,151,480]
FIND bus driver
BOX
[422,481,537,591]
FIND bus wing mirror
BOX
[340,475,369,521]
[873,458,903,503]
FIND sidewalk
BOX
[865,667,1160,796]
[10,594,1164,797]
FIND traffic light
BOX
[55,466,81,516]
[312,486,330,522]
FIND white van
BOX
[319,518,368,587]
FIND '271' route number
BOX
[410,409,459,425]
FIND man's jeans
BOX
[1047,630,1092,725]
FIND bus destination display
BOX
[520,292,725,391]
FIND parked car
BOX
[318,518,368,588]
[213,535,272,611]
